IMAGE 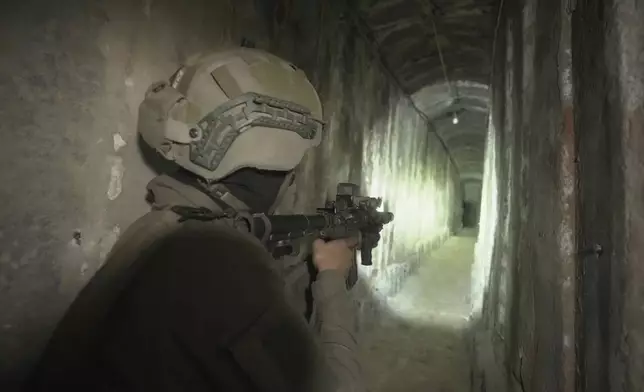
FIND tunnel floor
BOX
[361,229,477,392]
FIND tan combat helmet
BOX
[138,48,324,181]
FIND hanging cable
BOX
[429,11,453,98]
[415,0,455,100]
[344,6,461,176]
[487,0,506,128]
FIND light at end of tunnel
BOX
[452,114,459,125]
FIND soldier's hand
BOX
[312,237,358,275]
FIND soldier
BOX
[26,49,364,392]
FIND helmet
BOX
[138,48,324,181]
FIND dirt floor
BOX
[361,230,477,392]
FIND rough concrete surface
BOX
[475,0,574,391]
[476,0,644,392]
[361,230,476,392]
[360,0,497,92]
[0,0,463,386]
[573,1,644,391]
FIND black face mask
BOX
[170,168,288,213]
[219,168,288,213]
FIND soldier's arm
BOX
[311,240,365,392]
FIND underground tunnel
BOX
[1,1,644,392]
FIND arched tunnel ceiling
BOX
[417,83,490,180]
[360,0,498,182]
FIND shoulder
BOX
[110,210,261,260]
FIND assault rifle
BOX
[251,183,394,287]
[172,183,394,287]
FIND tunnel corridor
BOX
[361,229,476,392]
[2,0,644,391]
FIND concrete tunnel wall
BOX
[473,1,578,391]
[474,1,644,392]
[0,0,462,383]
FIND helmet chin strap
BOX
[267,171,296,214]
[200,181,251,212]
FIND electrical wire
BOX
[428,7,453,98]
[486,0,506,131]
[415,0,455,100]
[489,0,506,86]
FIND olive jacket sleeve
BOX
[311,270,366,392]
